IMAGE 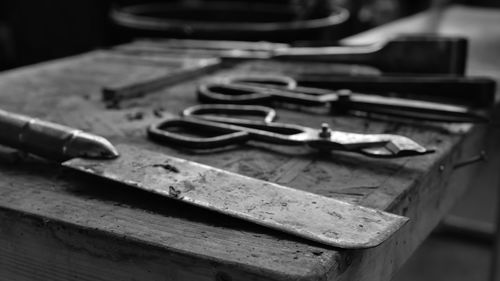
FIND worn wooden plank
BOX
[0,5,499,281]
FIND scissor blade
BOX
[342,93,490,123]
[309,131,432,158]
[63,144,408,249]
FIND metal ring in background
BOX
[110,2,350,42]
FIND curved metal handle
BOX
[182,104,277,123]
[198,81,333,106]
[221,74,297,89]
[197,82,276,104]
[147,117,251,149]
[148,114,312,149]
[197,74,295,104]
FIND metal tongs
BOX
[147,104,432,158]
[197,75,489,123]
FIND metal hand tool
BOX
[148,104,432,157]
[296,74,496,107]
[117,34,468,75]
[0,108,408,249]
[0,109,119,161]
[197,75,489,123]
[273,34,467,75]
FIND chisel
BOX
[0,109,408,249]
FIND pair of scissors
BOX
[197,74,489,123]
[147,104,432,158]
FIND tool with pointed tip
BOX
[148,104,432,157]
[0,109,119,161]
[0,108,408,249]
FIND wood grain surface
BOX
[0,5,499,281]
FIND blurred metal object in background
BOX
[115,35,469,75]
[0,1,15,70]
[110,1,350,42]
[0,0,445,70]
[336,0,433,32]
[1,0,112,68]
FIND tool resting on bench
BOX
[197,75,490,123]
[148,104,432,157]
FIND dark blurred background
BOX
[0,0,498,70]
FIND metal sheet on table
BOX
[63,144,408,249]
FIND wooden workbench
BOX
[0,5,498,281]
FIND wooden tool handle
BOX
[0,109,119,161]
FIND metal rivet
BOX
[319,123,331,138]
[337,89,352,99]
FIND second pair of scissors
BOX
[197,74,489,123]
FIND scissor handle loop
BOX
[198,74,297,104]
[182,104,277,123]
[148,118,250,149]
[197,82,276,104]
[221,74,297,89]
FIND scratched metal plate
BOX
[63,144,408,249]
